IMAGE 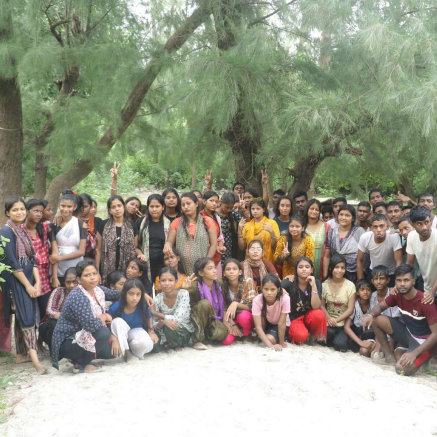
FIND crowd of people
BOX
[1,165,437,377]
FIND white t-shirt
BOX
[432,215,437,229]
[358,231,402,274]
[406,228,437,293]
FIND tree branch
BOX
[248,0,299,27]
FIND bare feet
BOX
[193,342,208,350]
[84,364,102,373]
[34,362,47,375]
[15,354,31,364]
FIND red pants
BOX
[0,291,12,353]
[288,309,327,344]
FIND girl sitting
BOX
[321,254,356,352]
[186,257,229,350]
[152,267,194,349]
[154,248,187,293]
[109,278,158,360]
[282,257,327,344]
[252,274,290,351]
[221,258,256,345]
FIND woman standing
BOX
[96,195,137,284]
[163,192,217,276]
[51,190,87,288]
[273,195,293,235]
[304,199,330,280]
[77,193,102,259]
[0,198,45,373]
[238,199,280,263]
[136,194,170,283]
[162,188,181,222]
[323,205,365,282]
[22,199,53,320]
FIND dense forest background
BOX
[1,0,437,218]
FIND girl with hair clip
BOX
[282,257,327,344]
[273,195,293,235]
[221,258,256,345]
[0,197,46,372]
[185,257,229,350]
[136,194,170,283]
[321,254,356,352]
[152,267,194,350]
[154,248,187,293]
[50,190,87,288]
[162,188,181,222]
[238,198,280,263]
[274,214,314,279]
[201,191,226,275]
[304,199,330,281]
[95,195,137,284]
[252,274,290,351]
[77,193,102,259]
[108,278,158,360]
[163,192,217,276]
[22,198,54,320]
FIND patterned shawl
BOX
[7,219,35,265]
[175,214,209,275]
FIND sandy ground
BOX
[1,342,437,437]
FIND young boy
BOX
[344,280,375,356]
[363,264,437,375]
[357,214,402,285]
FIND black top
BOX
[148,220,165,262]
[281,277,322,321]
[97,219,138,270]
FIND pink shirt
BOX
[252,293,291,326]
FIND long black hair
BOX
[327,254,347,278]
[138,194,165,248]
[222,258,243,299]
[25,198,46,243]
[125,258,152,295]
[114,278,150,329]
[260,274,282,320]
[274,195,293,220]
[288,256,315,310]
[180,192,208,238]
[162,188,181,215]
[106,195,127,220]
[285,215,306,261]
[203,190,220,227]
[303,198,322,227]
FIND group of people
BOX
[1,166,437,377]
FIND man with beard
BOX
[357,214,402,285]
[356,201,371,230]
[362,264,437,375]
[386,200,403,230]
[406,206,437,303]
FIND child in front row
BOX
[109,278,159,360]
[252,274,290,351]
[152,267,194,350]
[344,280,375,357]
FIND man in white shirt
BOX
[406,205,437,304]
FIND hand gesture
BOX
[203,169,212,188]
[327,317,337,327]
[137,253,148,263]
[261,169,269,186]
[362,314,373,330]
[110,161,120,180]
[237,194,245,211]
[181,273,196,289]
[395,191,411,204]
[306,275,316,289]
[281,242,290,258]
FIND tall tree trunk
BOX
[44,2,211,208]
[215,1,263,191]
[0,1,23,224]
[33,64,80,198]
[191,161,197,189]
[288,154,324,197]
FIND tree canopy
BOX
[1,0,437,218]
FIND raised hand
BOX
[237,194,245,211]
[181,273,196,289]
[238,218,247,231]
[261,168,269,186]
[281,241,290,258]
[262,221,274,235]
[204,169,213,189]
[395,191,412,204]
[110,161,120,179]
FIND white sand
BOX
[3,343,437,437]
